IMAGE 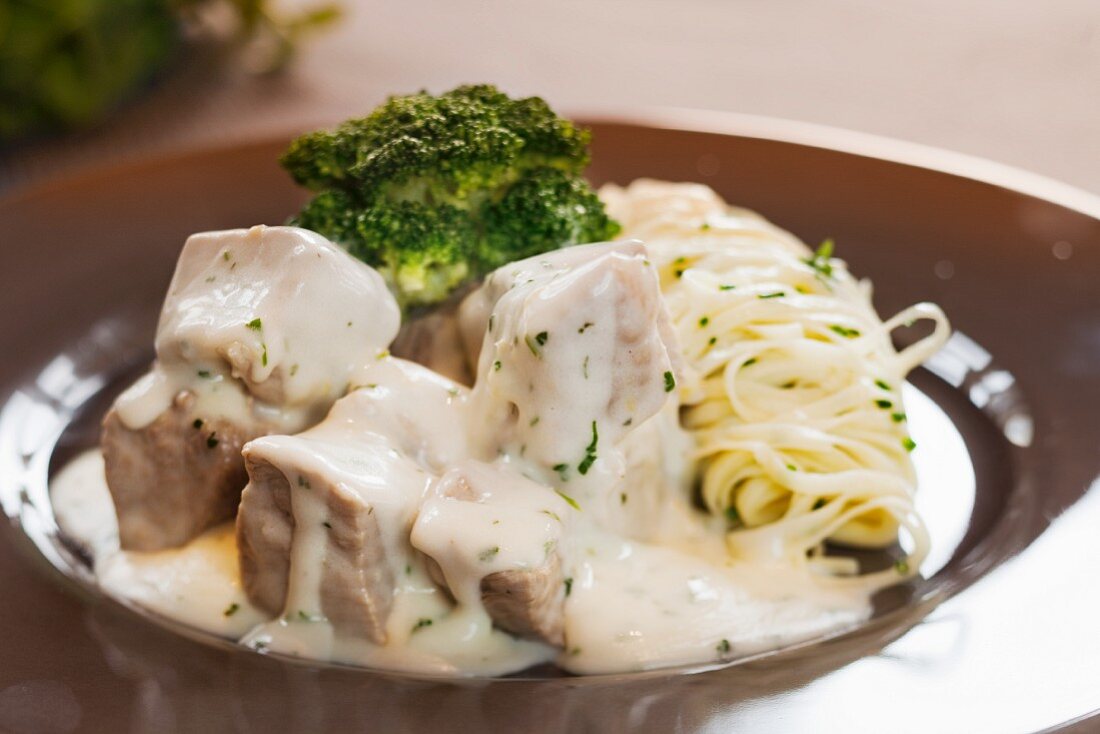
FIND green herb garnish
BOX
[577,420,599,475]
[829,324,861,338]
[555,489,581,511]
[804,238,835,278]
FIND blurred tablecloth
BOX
[2,0,1098,195]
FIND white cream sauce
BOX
[52,445,870,675]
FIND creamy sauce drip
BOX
[53,444,872,675]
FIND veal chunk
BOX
[480,554,566,646]
[412,461,570,647]
[237,450,394,644]
[102,392,257,551]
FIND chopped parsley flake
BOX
[530,416,540,427]
[758,292,785,299]
[376,349,389,360]
[812,498,827,510]
[700,222,711,231]
[223,603,239,617]
[829,324,861,338]
[478,546,500,562]
[620,492,628,505]
[717,639,731,655]
[719,284,736,291]
[708,336,717,346]
[206,433,218,449]
[553,463,569,481]
[297,476,311,489]
[493,360,502,371]
[663,371,676,392]
[525,334,541,356]
[577,420,599,475]
[290,364,299,376]
[699,316,710,328]
[895,559,911,574]
[246,318,262,331]
[488,315,495,333]
[725,506,739,523]
[891,412,907,423]
[804,239,835,279]
[192,418,203,429]
[786,463,798,471]
[197,370,211,379]
[875,399,893,409]
[564,577,574,596]
[623,417,633,427]
[412,618,433,632]
[674,269,684,278]
[744,357,758,367]
[535,331,549,346]
[902,437,917,452]
[582,355,589,379]
[875,379,892,391]
[578,321,594,334]
[223,250,231,261]
[261,343,268,367]
[540,509,562,523]
[323,521,332,529]
[556,489,581,511]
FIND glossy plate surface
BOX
[1,114,1098,732]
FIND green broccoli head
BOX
[281,84,591,202]
[479,167,622,271]
[291,189,362,246]
[281,84,619,309]
[354,201,477,309]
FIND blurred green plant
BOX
[0,0,341,142]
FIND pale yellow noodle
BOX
[600,179,950,590]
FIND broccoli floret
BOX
[281,84,591,201]
[280,84,619,309]
[479,167,621,270]
[291,189,361,246]
[354,201,477,309]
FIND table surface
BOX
[2,0,1098,196]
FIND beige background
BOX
[3,0,1098,195]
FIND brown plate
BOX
[1,112,1099,733]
